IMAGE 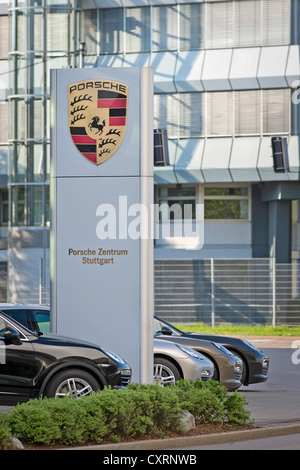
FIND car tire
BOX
[44,369,101,399]
[153,357,181,386]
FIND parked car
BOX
[0,305,216,388]
[154,317,243,390]
[0,311,132,405]
[154,316,269,386]
[153,338,214,385]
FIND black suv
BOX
[0,310,131,405]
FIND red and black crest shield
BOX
[68,79,128,165]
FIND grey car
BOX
[154,317,243,390]
[153,338,214,385]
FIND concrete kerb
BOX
[67,423,300,451]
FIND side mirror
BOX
[4,327,22,345]
[161,326,173,336]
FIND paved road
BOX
[182,338,300,450]
[183,433,300,450]
[239,340,300,426]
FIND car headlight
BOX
[175,343,204,359]
[243,340,263,353]
[102,348,127,365]
[212,342,234,356]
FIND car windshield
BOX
[153,318,180,336]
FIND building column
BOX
[268,200,291,263]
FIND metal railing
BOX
[4,257,300,326]
[154,258,300,326]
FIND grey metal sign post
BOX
[50,67,154,383]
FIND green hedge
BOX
[1,380,252,449]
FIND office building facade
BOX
[1,0,300,302]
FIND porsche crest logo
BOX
[68,79,128,165]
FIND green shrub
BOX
[0,414,11,450]
[223,391,252,426]
[3,380,252,448]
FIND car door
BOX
[0,315,36,405]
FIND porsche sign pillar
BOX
[50,68,153,383]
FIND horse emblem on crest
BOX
[68,79,128,166]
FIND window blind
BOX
[125,7,150,53]
[154,89,290,139]
[33,100,43,139]
[235,90,261,136]
[179,3,204,51]
[0,16,8,58]
[262,89,290,134]
[154,94,178,138]
[205,1,233,49]
[152,5,178,52]
[99,8,123,54]
[46,12,69,51]
[17,12,25,51]
[206,92,233,136]
[17,100,25,140]
[82,9,98,55]
[0,102,8,144]
[178,93,204,138]
[234,0,261,47]
[262,0,291,46]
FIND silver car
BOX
[153,338,214,386]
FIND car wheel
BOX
[153,357,181,386]
[44,369,101,399]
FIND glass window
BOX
[82,9,98,56]
[126,7,150,53]
[234,0,261,47]
[262,89,290,135]
[179,3,204,51]
[205,200,248,220]
[33,144,45,182]
[11,186,26,226]
[206,92,233,136]
[204,186,249,220]
[33,186,43,226]
[99,8,123,54]
[1,191,8,225]
[152,5,178,51]
[0,317,5,337]
[157,186,196,221]
[178,93,205,138]
[3,309,26,325]
[33,8,44,51]
[46,10,69,51]
[205,188,248,197]
[205,1,233,49]
[32,311,50,332]
[154,90,290,139]
[0,15,8,59]
[262,0,290,46]
[0,102,8,144]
